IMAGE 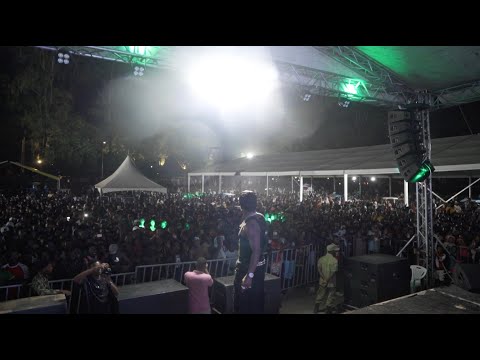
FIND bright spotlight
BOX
[84,213,89,218]
[134,66,145,77]
[102,141,107,145]
[150,165,153,168]
[57,51,70,65]
[246,153,254,159]
[37,159,43,164]
[186,53,278,112]
[352,176,357,181]
[370,176,376,182]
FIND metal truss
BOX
[414,105,435,288]
[314,46,416,101]
[275,61,409,108]
[315,46,480,109]
[432,80,480,108]
[36,46,480,109]
[35,46,175,69]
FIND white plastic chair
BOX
[410,265,427,293]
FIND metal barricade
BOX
[0,245,325,305]
[0,284,23,302]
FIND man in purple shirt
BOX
[184,257,213,314]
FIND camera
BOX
[101,267,112,276]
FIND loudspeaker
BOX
[212,274,281,314]
[0,294,67,314]
[388,109,433,182]
[344,254,410,307]
[118,279,189,314]
[453,264,480,292]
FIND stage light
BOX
[139,218,145,228]
[159,155,167,166]
[410,160,435,183]
[37,159,43,164]
[84,213,89,218]
[186,53,278,112]
[338,99,351,108]
[150,165,153,168]
[103,141,106,145]
[57,51,70,65]
[352,176,357,181]
[370,177,376,181]
[160,220,168,229]
[246,153,254,159]
[134,66,145,76]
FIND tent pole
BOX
[300,176,303,202]
[469,177,472,199]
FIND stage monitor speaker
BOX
[453,264,480,293]
[212,274,281,314]
[118,279,189,314]
[344,254,410,307]
[0,294,67,314]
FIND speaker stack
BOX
[388,110,434,182]
[344,254,410,307]
[212,273,281,314]
[453,264,480,293]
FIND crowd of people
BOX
[1,187,479,295]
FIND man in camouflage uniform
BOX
[314,243,343,314]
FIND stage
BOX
[346,285,480,314]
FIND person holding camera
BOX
[73,260,119,314]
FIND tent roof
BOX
[189,135,480,177]
[95,156,167,193]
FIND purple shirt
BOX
[184,270,213,314]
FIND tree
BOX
[5,47,101,174]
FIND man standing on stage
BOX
[314,243,343,314]
[233,191,268,314]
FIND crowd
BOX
[1,187,479,294]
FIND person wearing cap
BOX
[31,260,71,297]
[314,243,343,314]
[233,191,268,314]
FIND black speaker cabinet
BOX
[344,254,410,307]
[212,273,281,314]
[0,294,67,314]
[118,279,189,314]
[454,264,480,292]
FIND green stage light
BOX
[409,161,434,183]
[341,80,364,99]
[160,220,168,229]
[185,223,190,230]
[344,83,357,95]
[150,220,156,231]
[139,218,145,228]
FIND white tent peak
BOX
[95,155,167,194]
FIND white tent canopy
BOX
[95,156,167,194]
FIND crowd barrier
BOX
[0,244,324,307]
